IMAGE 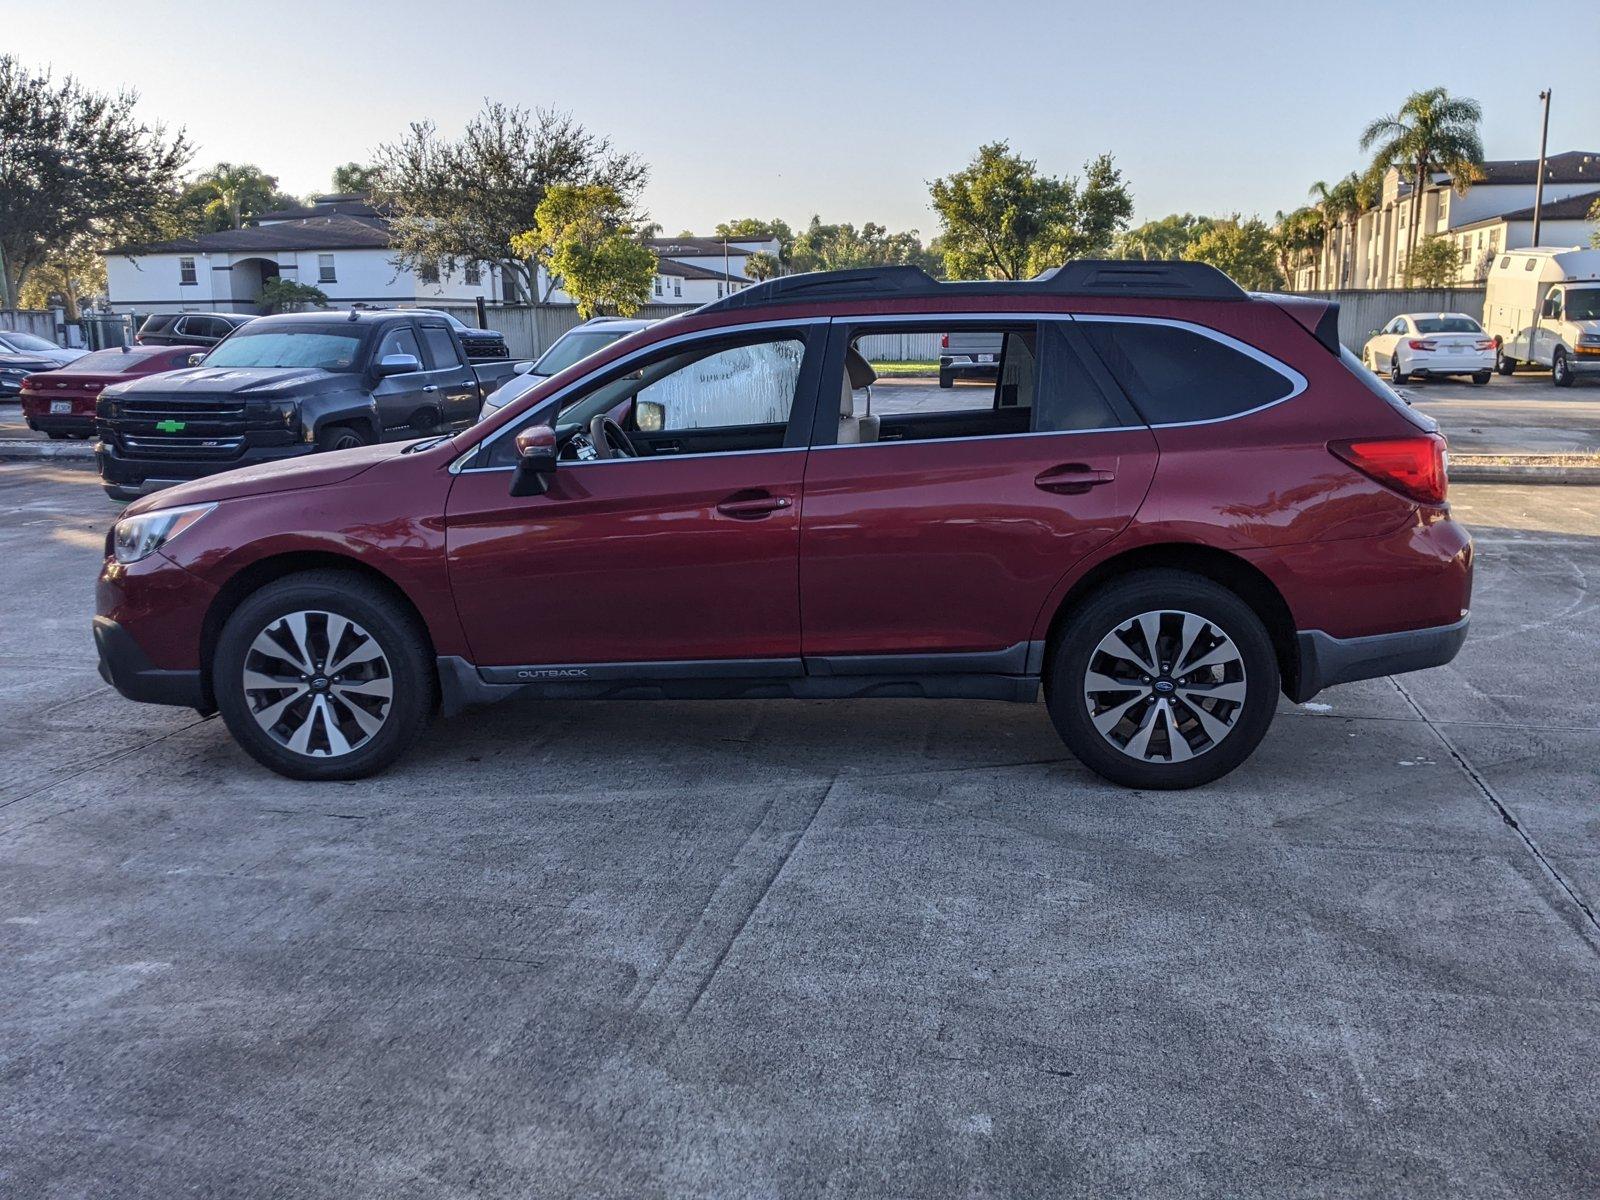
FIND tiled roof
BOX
[107,215,394,255]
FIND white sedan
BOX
[1362,313,1495,385]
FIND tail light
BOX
[1406,339,1437,351]
[940,333,949,349]
[1475,339,1495,350]
[1330,435,1449,505]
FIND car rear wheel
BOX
[213,571,433,780]
[316,423,371,453]
[1389,356,1409,385]
[1472,371,1491,386]
[938,367,954,389]
[1044,570,1280,789]
[1552,348,1574,388]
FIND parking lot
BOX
[1,458,1597,1197]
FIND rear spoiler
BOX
[1256,293,1342,356]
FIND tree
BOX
[1404,234,1461,287]
[1590,197,1600,249]
[1361,87,1484,266]
[713,218,795,266]
[929,142,1131,280]
[17,240,106,319]
[789,216,935,274]
[512,184,655,318]
[743,251,780,281]
[259,278,329,313]
[331,162,382,194]
[1182,216,1284,291]
[188,162,295,230]
[374,102,647,303]
[1110,213,1215,260]
[1271,207,1324,288]
[0,55,189,307]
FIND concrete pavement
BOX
[1,463,1598,1198]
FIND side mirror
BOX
[512,361,536,376]
[188,353,205,367]
[510,424,557,497]
[375,352,421,378]
[1366,330,1379,338]
[635,399,666,433]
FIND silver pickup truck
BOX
[939,330,1005,388]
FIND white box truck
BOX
[1483,247,1600,387]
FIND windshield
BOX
[1566,289,1600,321]
[202,327,365,371]
[0,331,60,353]
[533,329,625,376]
[1413,316,1481,334]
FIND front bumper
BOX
[1289,615,1469,703]
[97,439,312,499]
[94,615,208,709]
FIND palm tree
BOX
[1360,87,1484,270]
[1306,180,1336,289]
[1321,173,1362,288]
[1272,208,1323,290]
[195,162,282,229]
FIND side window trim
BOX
[455,318,830,472]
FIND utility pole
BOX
[1532,89,1552,247]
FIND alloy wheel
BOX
[242,610,394,757]
[1081,609,1247,763]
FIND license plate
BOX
[50,401,72,414]
[976,354,995,364]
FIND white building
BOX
[103,195,510,315]
[1297,151,1600,290]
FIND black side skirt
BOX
[436,642,1046,716]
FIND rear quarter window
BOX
[1079,321,1297,424]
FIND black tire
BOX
[1496,351,1516,376]
[213,570,434,781]
[938,367,954,389]
[1044,570,1280,790]
[46,431,71,440]
[1552,348,1574,388]
[316,422,371,453]
[1389,357,1409,385]
[1471,371,1491,386]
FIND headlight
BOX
[1579,334,1600,347]
[112,503,215,564]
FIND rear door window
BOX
[1077,320,1297,424]
[421,325,464,369]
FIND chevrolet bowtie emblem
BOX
[155,419,186,433]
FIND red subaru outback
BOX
[95,263,1471,788]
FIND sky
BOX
[6,0,1598,238]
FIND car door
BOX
[797,317,1158,668]
[370,323,433,434]
[443,322,826,670]
[417,322,480,428]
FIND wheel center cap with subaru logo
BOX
[1153,679,1175,694]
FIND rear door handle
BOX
[1035,464,1116,495]
[422,385,440,393]
[716,494,792,519]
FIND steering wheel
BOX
[588,414,637,460]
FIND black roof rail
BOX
[699,259,1247,313]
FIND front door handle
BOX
[422,384,440,393]
[716,493,792,519]
[1035,464,1116,495]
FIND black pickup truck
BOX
[96,310,519,500]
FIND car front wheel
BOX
[1552,348,1574,388]
[1044,570,1280,789]
[213,571,434,780]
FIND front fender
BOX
[300,389,381,442]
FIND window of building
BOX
[716,283,724,298]
[179,257,197,286]
[674,280,682,297]
[318,254,337,284]
[653,278,663,297]
[1077,320,1296,425]
[420,261,440,285]
[465,263,481,286]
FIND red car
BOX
[22,344,205,439]
[94,262,1471,788]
